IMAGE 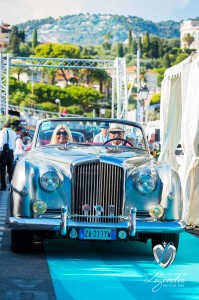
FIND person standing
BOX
[0,121,16,190]
[93,122,110,143]
[14,128,28,163]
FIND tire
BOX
[11,230,34,253]
[151,233,179,251]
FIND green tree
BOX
[152,68,166,87]
[19,42,32,56]
[10,36,20,56]
[34,43,81,84]
[150,93,161,105]
[116,43,124,57]
[128,30,133,53]
[182,33,194,49]
[18,30,25,43]
[40,102,58,112]
[142,32,150,58]
[9,26,20,56]
[65,105,84,115]
[9,91,26,106]
[10,65,31,80]
[174,53,189,65]
[162,53,171,68]
[9,76,29,95]
[42,68,57,85]
[137,36,143,57]
[32,29,38,49]
[103,32,113,50]
[132,40,137,55]
[89,69,111,94]
[149,35,159,58]
[34,43,80,58]
[157,38,163,58]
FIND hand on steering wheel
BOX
[103,138,133,147]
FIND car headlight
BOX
[33,200,47,214]
[135,173,157,194]
[40,171,61,192]
[149,204,164,219]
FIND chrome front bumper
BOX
[7,206,186,237]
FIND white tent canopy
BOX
[159,50,199,226]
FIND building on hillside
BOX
[0,21,11,52]
[126,66,157,93]
[126,66,137,85]
[180,20,199,49]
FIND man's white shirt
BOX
[0,128,17,151]
[93,133,110,143]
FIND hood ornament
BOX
[94,205,103,217]
[82,204,90,215]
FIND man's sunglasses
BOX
[109,131,124,135]
[57,131,68,136]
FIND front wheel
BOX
[11,230,34,253]
[151,233,179,251]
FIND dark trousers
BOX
[0,150,14,189]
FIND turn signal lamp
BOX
[33,200,47,215]
[149,204,164,220]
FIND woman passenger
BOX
[50,124,73,144]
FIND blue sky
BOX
[1,0,199,25]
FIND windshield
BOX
[33,118,147,151]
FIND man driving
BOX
[108,123,125,145]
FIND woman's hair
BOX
[50,124,73,144]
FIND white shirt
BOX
[0,128,17,151]
[93,133,110,143]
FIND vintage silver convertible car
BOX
[7,117,185,253]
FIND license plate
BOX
[79,228,116,240]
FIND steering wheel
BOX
[103,138,133,147]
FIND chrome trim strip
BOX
[7,217,186,235]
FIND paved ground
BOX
[0,188,56,300]
[1,189,199,300]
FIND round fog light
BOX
[149,204,164,219]
[33,200,47,214]
[118,230,127,240]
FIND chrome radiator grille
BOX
[72,162,124,223]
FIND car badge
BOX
[153,242,176,268]
[82,204,90,212]
[69,228,78,239]
[94,205,104,216]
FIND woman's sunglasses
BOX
[57,131,68,136]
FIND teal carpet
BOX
[45,232,199,300]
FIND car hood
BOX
[28,145,152,169]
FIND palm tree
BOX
[10,65,31,80]
[90,69,111,95]
[183,33,194,49]
[41,68,57,85]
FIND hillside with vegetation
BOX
[7,14,195,119]
[16,13,181,45]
